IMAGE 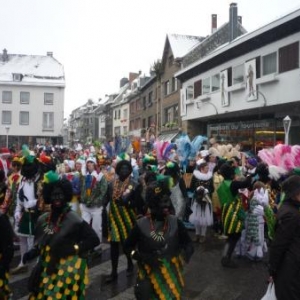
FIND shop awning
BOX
[157,132,180,142]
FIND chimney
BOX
[238,16,242,24]
[211,14,217,34]
[129,72,139,83]
[229,3,238,42]
[47,52,53,57]
[2,48,8,62]
[120,77,129,88]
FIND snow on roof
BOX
[0,53,65,85]
[167,34,203,58]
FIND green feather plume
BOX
[43,170,59,184]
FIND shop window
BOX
[186,85,194,100]
[193,80,202,98]
[262,52,277,76]
[20,111,29,125]
[232,64,244,84]
[211,74,220,92]
[279,42,299,73]
[202,77,211,94]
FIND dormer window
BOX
[13,73,23,82]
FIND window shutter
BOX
[256,57,261,79]
[194,80,202,98]
[227,68,232,87]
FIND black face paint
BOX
[151,196,171,221]
[118,165,131,181]
[50,187,66,209]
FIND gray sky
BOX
[1,0,300,118]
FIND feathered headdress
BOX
[174,133,191,172]
[21,144,35,164]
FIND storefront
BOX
[207,119,285,153]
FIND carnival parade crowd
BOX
[0,134,300,300]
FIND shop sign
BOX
[209,120,273,131]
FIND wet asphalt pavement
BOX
[11,230,269,300]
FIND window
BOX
[44,93,54,105]
[100,128,106,137]
[148,116,154,127]
[114,110,117,119]
[2,111,12,124]
[186,85,194,100]
[130,102,135,114]
[164,107,174,124]
[20,111,29,125]
[202,77,211,94]
[142,96,147,109]
[168,55,174,67]
[148,91,153,106]
[130,120,134,131]
[114,126,121,135]
[262,52,277,76]
[164,81,170,96]
[2,91,12,103]
[20,92,30,104]
[123,109,128,119]
[142,119,146,130]
[118,109,121,119]
[136,99,141,111]
[211,74,220,91]
[171,77,177,92]
[123,126,128,134]
[174,105,179,123]
[279,42,299,73]
[194,80,202,98]
[13,73,22,81]
[43,112,54,130]
[232,64,244,84]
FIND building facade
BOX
[0,50,65,148]
[177,8,300,151]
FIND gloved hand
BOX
[131,250,161,268]
[22,248,39,264]
[253,205,264,216]
[14,211,22,223]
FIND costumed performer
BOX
[217,163,252,268]
[104,154,143,283]
[12,150,41,274]
[23,171,100,299]
[0,207,14,300]
[268,175,300,300]
[124,176,194,300]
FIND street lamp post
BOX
[283,115,291,145]
[5,126,10,148]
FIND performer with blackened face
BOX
[104,154,143,283]
[124,176,194,300]
[23,171,99,299]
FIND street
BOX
[10,230,269,300]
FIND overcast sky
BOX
[1,0,300,118]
